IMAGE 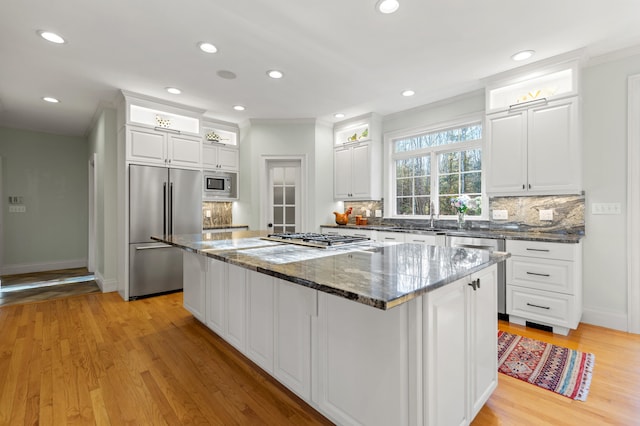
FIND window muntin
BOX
[390,121,483,218]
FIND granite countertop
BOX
[320,224,583,244]
[203,224,249,231]
[153,231,510,310]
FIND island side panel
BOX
[313,292,413,426]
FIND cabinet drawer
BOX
[507,257,573,294]
[377,231,405,243]
[507,286,574,327]
[506,240,579,261]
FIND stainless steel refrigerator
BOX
[129,164,202,299]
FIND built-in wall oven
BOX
[446,235,508,319]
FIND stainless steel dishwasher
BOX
[446,235,508,319]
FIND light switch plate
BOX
[592,202,622,215]
[9,205,26,213]
[375,209,382,217]
[539,209,554,221]
[492,209,508,220]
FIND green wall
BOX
[0,127,88,273]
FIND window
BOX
[389,120,484,218]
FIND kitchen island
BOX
[154,231,510,426]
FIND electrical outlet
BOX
[9,205,26,213]
[492,209,508,220]
[375,209,382,217]
[365,209,371,217]
[539,209,554,221]
[205,210,212,218]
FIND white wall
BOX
[235,119,337,231]
[0,127,88,274]
[87,108,118,292]
[581,52,640,330]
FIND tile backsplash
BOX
[339,200,384,225]
[489,194,585,233]
[202,202,233,228]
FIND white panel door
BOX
[267,161,301,233]
[486,111,527,194]
[128,126,165,164]
[168,134,201,168]
[206,258,226,336]
[334,146,352,199]
[350,143,372,198]
[225,264,246,352]
[246,271,275,373]
[274,279,316,400]
[527,97,579,193]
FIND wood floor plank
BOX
[2,275,640,426]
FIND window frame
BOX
[383,114,488,221]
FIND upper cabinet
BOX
[333,113,382,200]
[202,121,240,172]
[485,61,581,196]
[120,92,204,169]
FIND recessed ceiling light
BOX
[267,70,284,79]
[166,87,181,95]
[401,89,415,97]
[43,97,60,103]
[233,105,246,111]
[511,50,535,61]
[37,30,65,44]
[376,0,400,14]
[334,113,345,119]
[198,42,218,53]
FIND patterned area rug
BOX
[497,331,595,401]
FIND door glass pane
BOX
[285,226,296,233]
[285,187,295,204]
[274,206,283,224]
[274,225,284,233]
[285,207,295,224]
[273,167,284,183]
[284,167,295,185]
[274,187,283,205]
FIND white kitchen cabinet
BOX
[127,124,202,169]
[506,240,582,335]
[225,264,247,352]
[468,265,498,419]
[423,264,497,425]
[206,258,226,336]
[405,233,438,246]
[376,231,405,243]
[314,292,412,426]
[183,251,207,322]
[274,279,316,400]
[486,97,580,195]
[203,143,239,171]
[321,226,374,240]
[333,113,382,201]
[246,272,275,373]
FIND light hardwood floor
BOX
[1,290,639,425]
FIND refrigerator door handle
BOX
[135,244,173,250]
[169,182,174,234]
[163,182,167,235]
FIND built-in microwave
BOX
[203,171,237,199]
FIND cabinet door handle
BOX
[526,271,550,277]
[476,278,480,289]
[526,248,550,252]
[528,184,531,189]
[526,302,550,310]
[522,184,525,190]
[468,281,477,291]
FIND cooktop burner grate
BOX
[263,232,370,248]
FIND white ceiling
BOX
[2,0,640,136]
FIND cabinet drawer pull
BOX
[384,237,396,240]
[154,126,181,134]
[526,302,550,310]
[526,248,550,252]
[412,239,426,243]
[526,271,551,277]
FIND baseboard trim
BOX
[2,259,87,276]
[581,307,629,332]
[94,271,118,293]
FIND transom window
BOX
[390,121,483,218]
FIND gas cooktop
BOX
[262,232,370,248]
